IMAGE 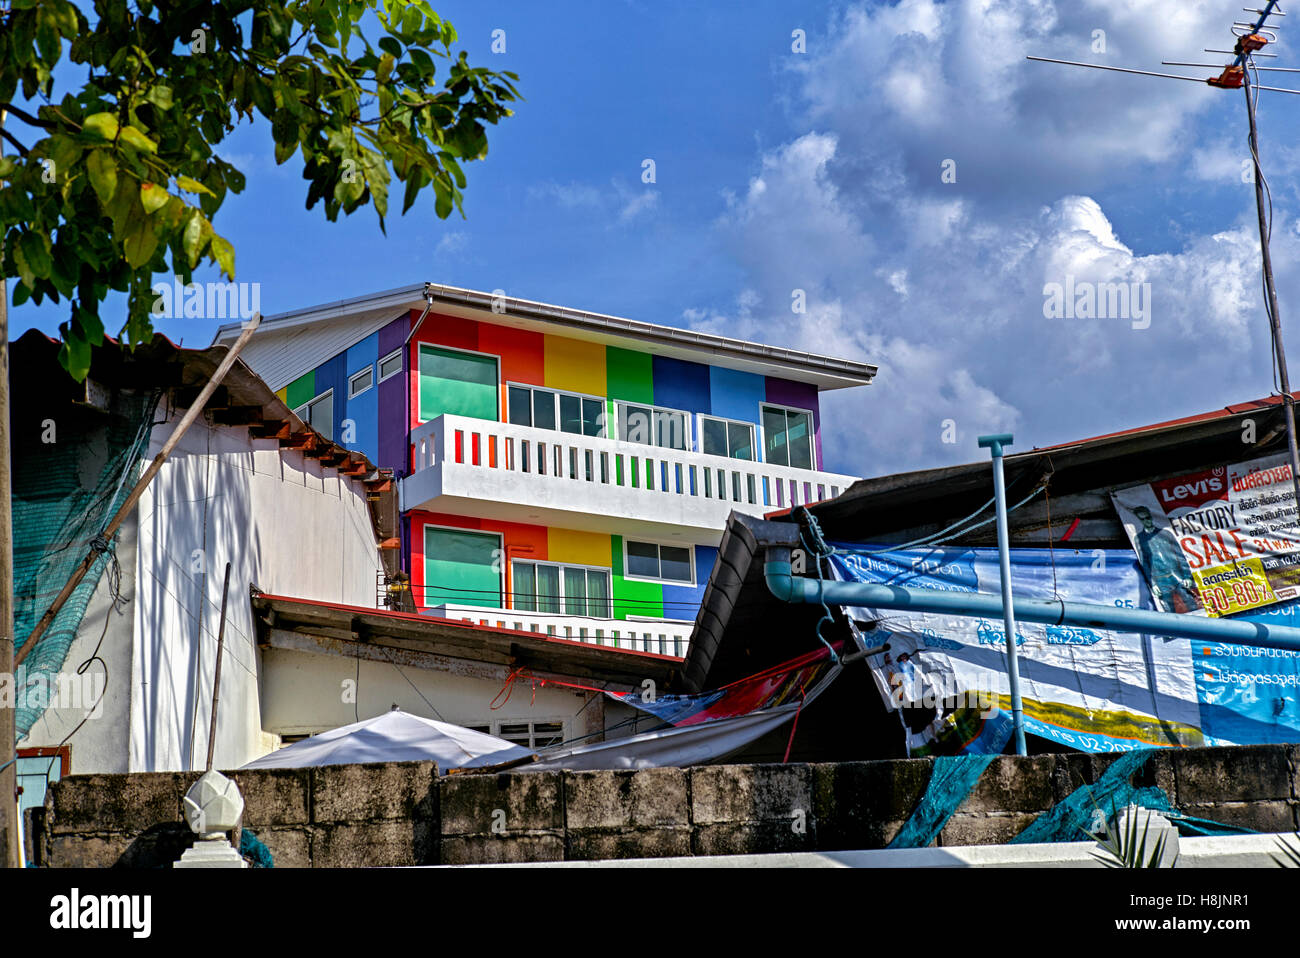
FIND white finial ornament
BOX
[174,770,249,868]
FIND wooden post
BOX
[0,108,19,869]
[205,563,232,772]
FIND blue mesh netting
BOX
[888,753,999,848]
[239,828,274,867]
[888,748,1258,849]
[12,391,156,737]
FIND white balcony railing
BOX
[403,414,857,534]
[427,604,692,658]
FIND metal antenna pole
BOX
[979,433,1027,756]
[1243,65,1300,513]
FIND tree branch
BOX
[0,126,29,157]
[0,103,54,130]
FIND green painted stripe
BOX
[606,346,653,404]
[284,370,316,411]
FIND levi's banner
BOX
[1110,453,1300,618]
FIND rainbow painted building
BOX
[214,284,876,657]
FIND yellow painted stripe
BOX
[547,528,612,568]
[275,387,287,403]
[543,334,606,396]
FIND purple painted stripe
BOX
[378,313,412,474]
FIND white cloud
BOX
[683,1,1296,479]
[435,232,468,256]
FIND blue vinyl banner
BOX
[828,543,1300,755]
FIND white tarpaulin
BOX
[239,707,535,773]
[526,660,843,771]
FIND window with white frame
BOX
[699,415,756,461]
[624,540,693,584]
[761,404,814,470]
[377,349,403,383]
[617,402,689,451]
[466,720,565,749]
[348,366,373,398]
[511,560,612,617]
[507,384,605,437]
[293,390,333,440]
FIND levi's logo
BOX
[1152,467,1227,514]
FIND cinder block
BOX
[938,812,1039,847]
[45,833,135,868]
[690,764,812,825]
[955,755,1056,815]
[440,772,562,835]
[1051,753,1093,801]
[311,761,437,823]
[566,827,692,861]
[1174,746,1292,804]
[311,820,436,867]
[243,827,311,868]
[440,833,565,865]
[811,759,932,850]
[228,768,311,827]
[564,768,688,829]
[693,819,816,857]
[1091,749,1177,801]
[48,772,193,834]
[1177,801,1297,835]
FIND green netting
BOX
[12,391,157,738]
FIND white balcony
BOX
[400,414,858,542]
[427,604,692,658]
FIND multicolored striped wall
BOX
[408,511,716,625]
[405,309,824,469]
[275,308,826,625]
[276,309,826,474]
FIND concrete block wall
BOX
[28,744,1300,867]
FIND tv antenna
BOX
[1030,2,1300,512]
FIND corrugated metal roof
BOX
[211,282,879,391]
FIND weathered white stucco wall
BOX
[129,415,382,772]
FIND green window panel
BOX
[418,345,499,422]
[423,526,502,609]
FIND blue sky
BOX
[13,1,1300,479]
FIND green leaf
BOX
[182,210,212,267]
[174,175,214,197]
[210,233,235,278]
[123,218,160,268]
[59,332,92,383]
[18,232,52,281]
[82,112,120,142]
[139,181,169,214]
[118,125,158,153]
[107,174,138,236]
[379,36,403,58]
[145,84,174,110]
[85,149,117,206]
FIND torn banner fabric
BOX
[828,545,1213,755]
[526,646,843,771]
